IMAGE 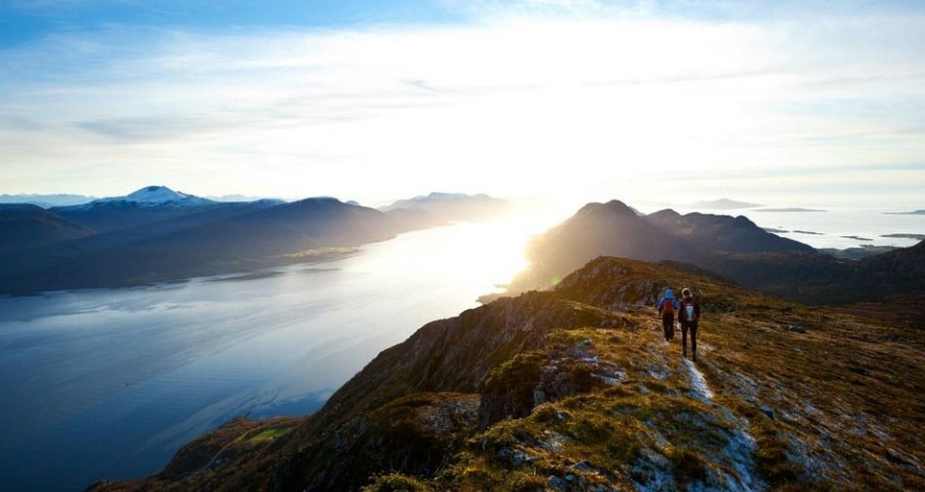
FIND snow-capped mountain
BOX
[68,186,215,210]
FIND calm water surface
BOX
[0,216,548,492]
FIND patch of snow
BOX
[71,186,214,209]
[682,360,765,492]
[684,359,715,402]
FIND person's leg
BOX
[690,322,698,361]
[681,322,688,357]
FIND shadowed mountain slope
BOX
[0,197,403,294]
[510,200,811,295]
[88,257,925,492]
[506,200,925,321]
[0,204,95,254]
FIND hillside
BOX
[88,257,925,492]
[0,197,405,294]
[0,204,95,254]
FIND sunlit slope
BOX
[89,257,925,492]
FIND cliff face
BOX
[90,257,925,492]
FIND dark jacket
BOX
[678,297,701,323]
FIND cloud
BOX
[1,7,924,206]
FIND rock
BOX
[760,405,775,419]
[788,324,806,333]
[497,448,534,467]
[574,338,593,349]
[548,475,567,491]
[570,460,594,472]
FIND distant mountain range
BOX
[0,187,511,295]
[688,198,763,209]
[505,199,925,315]
[381,192,512,228]
[886,209,925,215]
[207,194,282,203]
[0,193,95,208]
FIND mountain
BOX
[0,197,404,294]
[87,257,925,492]
[885,209,925,215]
[382,192,511,227]
[52,186,219,233]
[0,193,95,208]
[208,194,284,203]
[644,209,813,254]
[0,204,95,254]
[73,185,215,209]
[510,200,811,294]
[688,198,762,209]
[506,199,925,325]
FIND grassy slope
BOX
[89,257,925,492]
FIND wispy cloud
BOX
[1,4,924,206]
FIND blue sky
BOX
[2,0,925,207]
[0,0,466,47]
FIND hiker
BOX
[656,289,679,342]
[678,287,702,361]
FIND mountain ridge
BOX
[505,199,924,319]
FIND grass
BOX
[246,426,290,444]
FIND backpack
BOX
[681,299,696,321]
[662,298,674,314]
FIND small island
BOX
[884,210,925,215]
[882,233,925,240]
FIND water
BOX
[0,215,549,492]
[654,206,925,250]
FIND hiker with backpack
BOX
[656,289,679,342]
[678,288,702,361]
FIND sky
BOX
[1,0,925,208]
